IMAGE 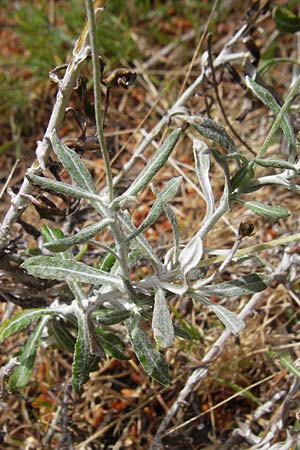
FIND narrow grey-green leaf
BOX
[50,130,97,193]
[243,200,290,220]
[125,314,170,386]
[92,308,131,325]
[72,308,99,391]
[28,173,103,203]
[22,256,125,292]
[119,211,163,271]
[0,307,64,343]
[152,288,174,349]
[200,273,272,297]
[193,139,215,220]
[179,234,203,277]
[192,118,236,153]
[41,224,73,259]
[124,177,181,243]
[45,218,114,252]
[47,317,76,352]
[230,164,254,192]
[191,293,245,334]
[254,158,296,171]
[245,76,296,149]
[9,316,49,390]
[122,128,182,197]
[95,328,129,360]
[164,204,180,263]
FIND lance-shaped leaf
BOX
[125,314,170,386]
[191,292,245,335]
[0,307,66,343]
[230,164,254,193]
[92,308,131,325]
[45,218,114,252]
[122,128,182,198]
[22,256,125,292]
[245,76,296,149]
[123,177,181,243]
[200,273,272,297]
[119,211,163,271]
[193,139,215,220]
[28,173,104,204]
[42,225,88,305]
[95,328,129,360]
[164,204,180,265]
[242,200,290,220]
[50,130,97,193]
[72,308,100,391]
[9,316,49,391]
[47,317,76,352]
[253,158,296,171]
[152,288,174,349]
[179,234,203,278]
[192,117,236,153]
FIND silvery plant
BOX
[1,0,300,392]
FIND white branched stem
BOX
[112,46,247,191]
[151,252,294,449]
[0,48,90,251]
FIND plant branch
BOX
[111,21,249,189]
[197,231,300,269]
[0,48,90,252]
[257,72,300,158]
[151,251,294,449]
[84,0,113,202]
[207,33,256,156]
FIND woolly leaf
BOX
[191,293,245,335]
[201,273,272,297]
[9,317,49,390]
[179,234,203,277]
[72,308,99,391]
[45,218,114,252]
[193,139,215,220]
[28,173,104,203]
[125,314,170,386]
[50,130,97,193]
[243,201,290,220]
[0,308,63,343]
[22,256,125,292]
[122,128,182,197]
[245,76,295,149]
[152,288,174,348]
[124,177,181,243]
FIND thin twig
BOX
[178,0,219,97]
[111,19,250,190]
[207,34,256,156]
[0,158,19,200]
[164,373,277,438]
